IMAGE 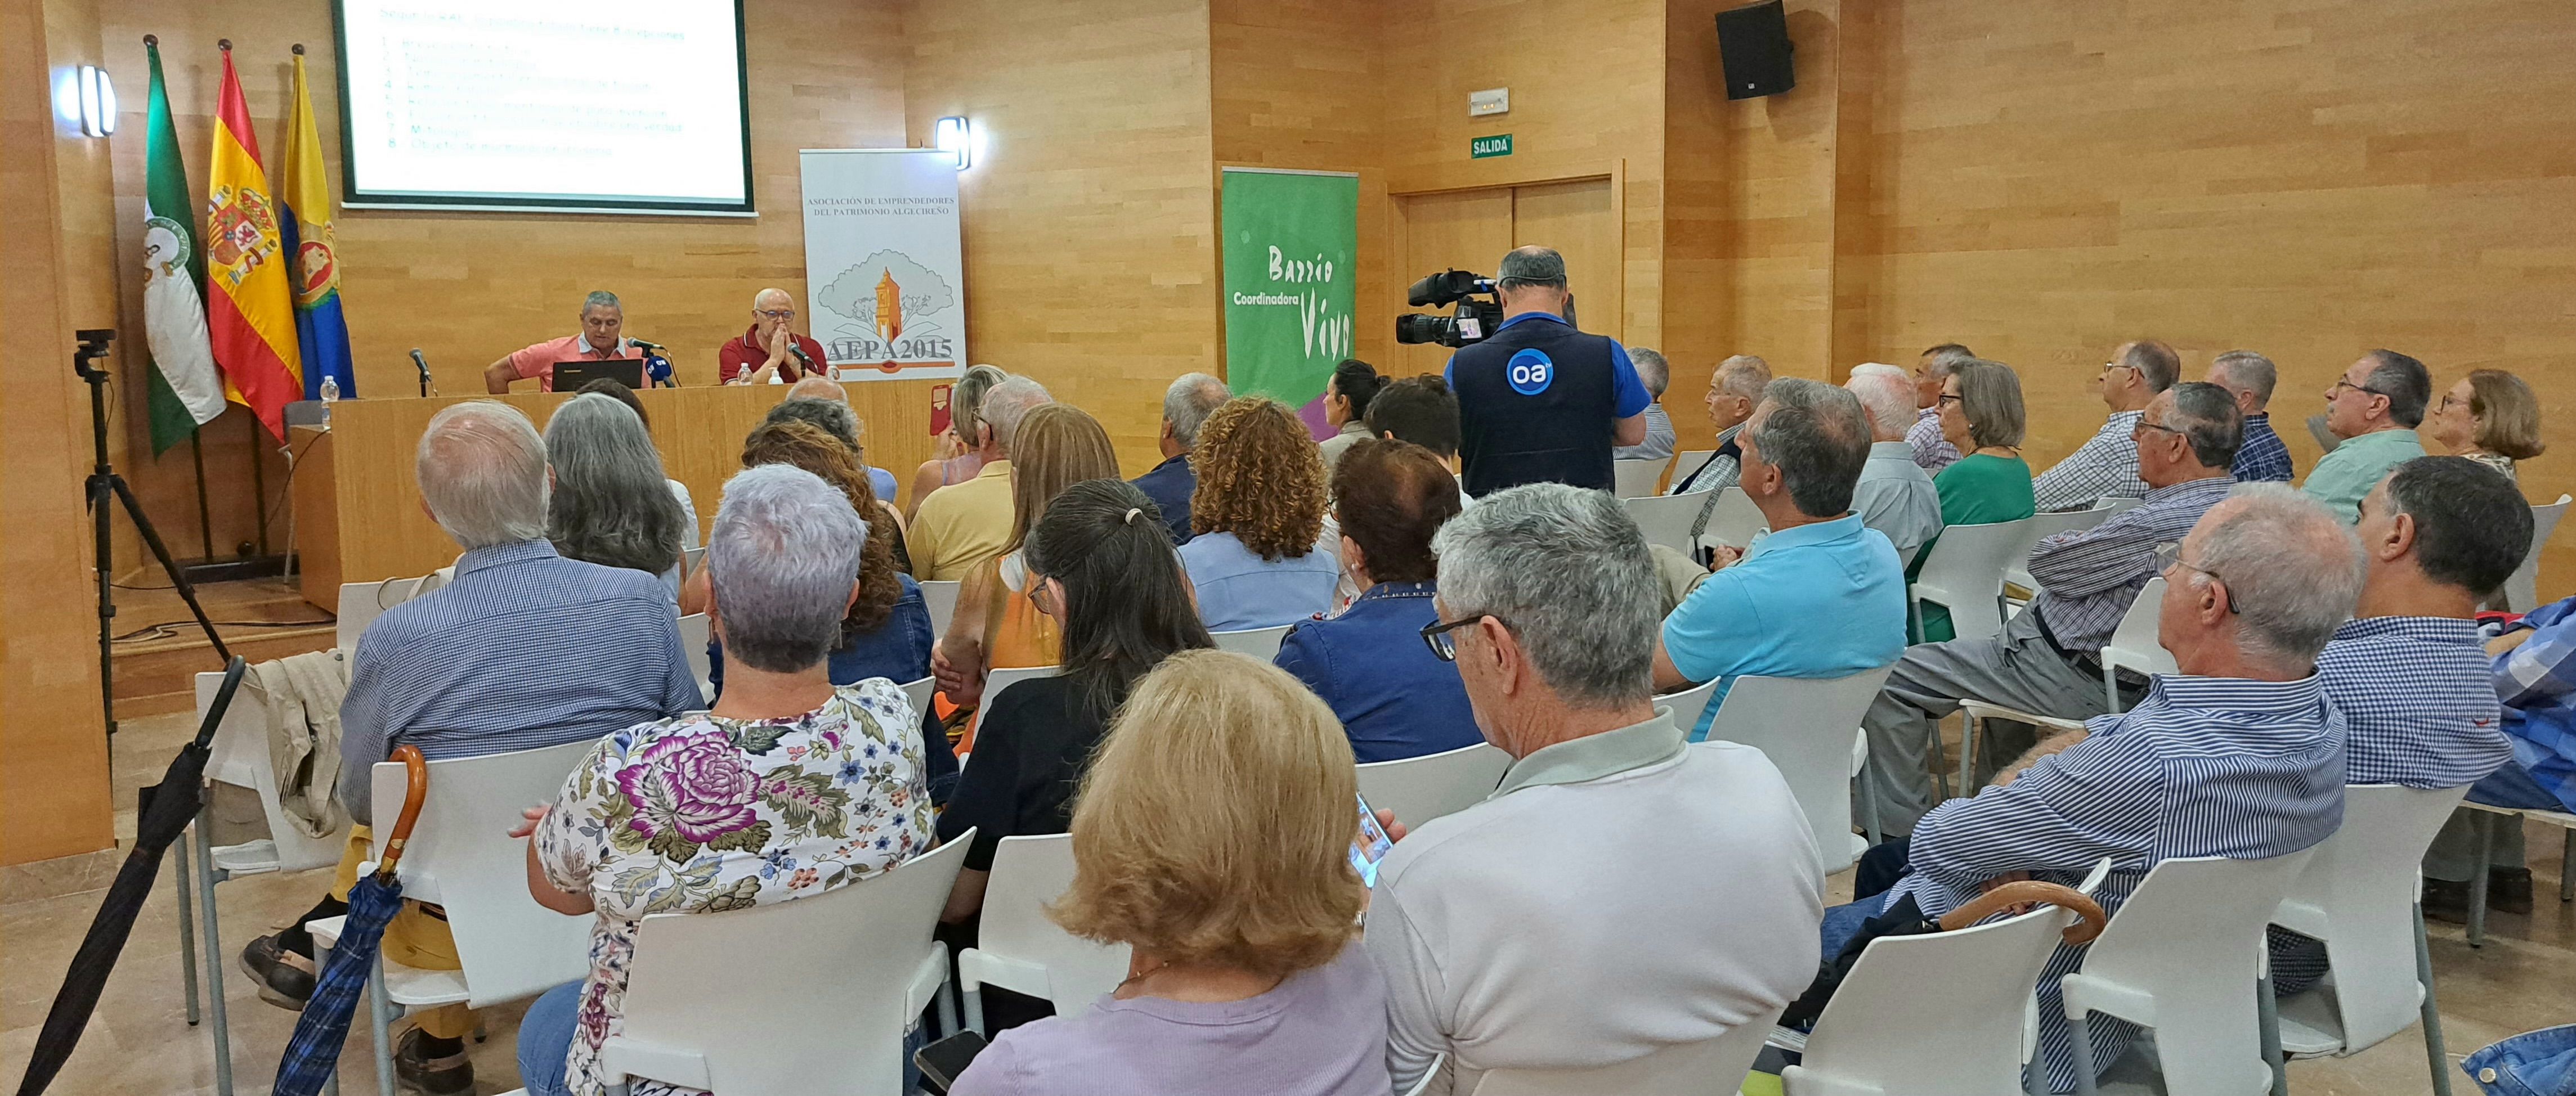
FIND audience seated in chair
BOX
[1319,357,1384,472]
[1906,343,1976,473]
[908,364,1009,520]
[1130,372,1231,545]
[235,401,702,1096]
[1843,363,1946,562]
[2031,338,2176,512]
[1824,485,2361,1094]
[1612,347,1679,462]
[1276,439,1480,763]
[545,392,692,598]
[2304,349,2432,523]
[767,382,906,505]
[949,650,1389,1096]
[2206,350,2295,483]
[2425,366,2544,483]
[1367,483,1822,1096]
[911,375,1054,581]
[1648,378,1909,740]
[1363,374,1466,474]
[512,464,937,1096]
[1912,358,2035,643]
[1862,381,2242,834]
[572,378,702,545]
[933,403,1122,715]
[1177,397,1340,631]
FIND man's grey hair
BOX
[581,290,620,315]
[1717,354,1772,402]
[2165,381,2245,470]
[1628,348,1671,399]
[2198,484,2364,672]
[1431,483,1657,710]
[545,393,687,577]
[416,401,550,550]
[982,376,1054,452]
[1843,364,1914,440]
[762,397,862,454]
[1749,378,1872,518]
[1495,245,1568,292]
[1921,343,1977,372]
[2362,349,2433,428]
[707,464,868,673]
[1162,372,1233,450]
[787,375,847,405]
[2210,350,2277,407]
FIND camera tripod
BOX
[76,329,230,740]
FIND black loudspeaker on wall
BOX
[1715,0,1794,100]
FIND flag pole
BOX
[246,414,268,557]
[189,430,213,561]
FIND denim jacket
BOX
[1275,581,1485,764]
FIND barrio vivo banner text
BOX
[1221,168,1359,433]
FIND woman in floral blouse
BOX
[513,464,935,1096]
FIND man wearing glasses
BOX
[2302,349,2431,523]
[2030,339,2180,512]
[718,288,831,384]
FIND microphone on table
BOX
[787,342,816,380]
[409,348,433,397]
[626,338,667,351]
[625,339,675,388]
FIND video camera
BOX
[1394,270,1504,348]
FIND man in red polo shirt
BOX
[718,288,831,384]
[483,290,649,393]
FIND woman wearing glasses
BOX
[2426,368,2544,482]
[1910,359,2036,641]
[719,288,831,384]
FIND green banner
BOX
[1221,169,1358,427]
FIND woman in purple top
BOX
[950,649,1390,1096]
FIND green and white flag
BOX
[140,36,223,453]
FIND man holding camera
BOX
[1444,246,1651,496]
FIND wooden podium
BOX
[290,381,945,609]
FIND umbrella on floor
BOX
[270,743,428,1096]
[12,657,246,1096]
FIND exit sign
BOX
[1470,133,1514,159]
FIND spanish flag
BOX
[204,42,302,442]
[280,45,353,401]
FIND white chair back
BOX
[1211,624,1293,661]
[1705,667,1896,874]
[336,572,446,654]
[919,580,963,638]
[1670,449,1718,487]
[2060,849,2319,1096]
[2002,503,2120,594]
[682,545,706,576]
[2097,578,2175,711]
[1614,457,1673,500]
[1356,743,1513,829]
[1910,518,2033,643]
[2503,494,2570,612]
[2270,784,2469,1055]
[897,676,937,724]
[979,664,1062,711]
[1656,679,1722,739]
[1699,488,1767,551]
[678,612,714,704]
[365,740,598,1008]
[196,669,346,873]
[1623,491,1713,554]
[1469,1010,1780,1096]
[601,833,973,1096]
[1786,864,2111,1096]
[958,834,1130,1020]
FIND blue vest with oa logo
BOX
[1449,314,1623,496]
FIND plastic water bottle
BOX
[319,375,339,403]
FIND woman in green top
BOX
[1912,359,2036,641]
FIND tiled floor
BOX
[3,709,2568,1095]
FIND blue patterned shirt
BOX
[2492,597,2576,813]
[2032,410,2147,512]
[2232,412,2294,483]
[2318,616,2511,788]
[2027,475,2234,654]
[1892,673,2346,1091]
[338,540,702,824]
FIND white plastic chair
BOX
[595,833,971,1096]
[1356,743,1513,829]
[1211,623,1293,661]
[1468,1009,1780,1096]
[1624,490,1715,554]
[978,664,1061,709]
[2059,849,2319,1096]
[1784,861,2113,1096]
[1909,518,2035,644]
[2461,802,2576,947]
[898,676,936,723]
[957,834,1130,1032]
[336,572,446,654]
[1670,448,1719,488]
[308,740,602,1096]
[2269,785,2467,1094]
[2095,578,2174,714]
[678,612,714,705]
[920,579,963,638]
[1614,457,1673,499]
[682,544,706,576]
[1657,678,1722,740]
[1703,667,1897,874]
[2502,494,2570,612]
[1697,488,1768,552]
[2003,502,2120,602]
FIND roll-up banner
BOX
[800,149,969,380]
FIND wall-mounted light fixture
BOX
[933,116,972,170]
[75,65,117,137]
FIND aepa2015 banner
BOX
[800,149,968,379]
[1221,168,1358,434]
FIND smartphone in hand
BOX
[1350,793,1396,888]
[915,1029,990,1094]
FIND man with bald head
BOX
[719,288,831,384]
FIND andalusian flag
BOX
[279,46,353,400]
[140,37,225,454]
[204,43,303,442]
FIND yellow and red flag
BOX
[204,42,303,441]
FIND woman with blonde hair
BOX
[947,649,1388,1096]
[2426,367,2546,481]
[908,363,1010,519]
[932,403,1123,713]
[1177,397,1338,630]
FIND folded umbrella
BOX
[270,744,428,1096]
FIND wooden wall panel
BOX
[1390,187,1517,378]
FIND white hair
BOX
[982,376,1054,451]
[415,401,549,550]
[1844,364,1915,441]
[707,464,867,673]
[1163,372,1233,450]
[1431,483,1658,709]
[2196,484,2364,672]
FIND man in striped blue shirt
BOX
[2208,350,2295,483]
[1822,487,2360,1093]
[240,402,700,1094]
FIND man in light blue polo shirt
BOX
[1652,378,1909,740]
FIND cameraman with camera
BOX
[1439,246,1650,496]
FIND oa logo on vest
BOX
[1507,349,1554,396]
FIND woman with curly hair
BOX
[683,418,933,694]
[1177,397,1338,631]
